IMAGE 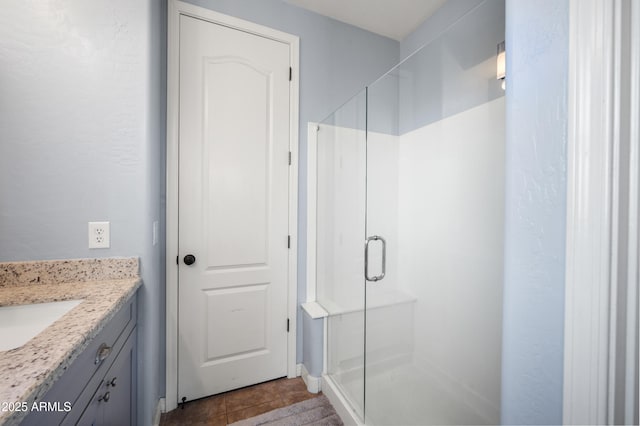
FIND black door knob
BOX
[184,254,196,265]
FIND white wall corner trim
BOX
[306,122,319,303]
[301,301,328,319]
[564,0,639,424]
[624,7,640,426]
[153,398,166,426]
[300,363,322,394]
[564,1,614,423]
[166,0,300,412]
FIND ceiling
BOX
[284,0,448,41]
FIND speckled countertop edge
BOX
[0,258,140,426]
[0,257,138,289]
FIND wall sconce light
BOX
[497,41,506,90]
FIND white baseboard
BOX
[153,397,166,426]
[299,363,322,394]
[296,363,302,377]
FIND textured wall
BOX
[501,0,568,423]
[0,1,165,424]
[0,1,150,259]
[400,0,484,60]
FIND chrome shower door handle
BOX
[365,235,386,282]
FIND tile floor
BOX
[160,377,321,425]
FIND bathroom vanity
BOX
[0,258,140,426]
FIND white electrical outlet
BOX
[88,221,110,249]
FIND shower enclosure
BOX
[314,2,505,424]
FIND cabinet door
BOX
[101,328,136,426]
[75,329,136,426]
[75,384,102,426]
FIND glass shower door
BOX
[316,90,367,420]
[364,73,421,425]
[363,2,505,424]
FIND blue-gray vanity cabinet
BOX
[21,294,137,426]
[75,328,136,426]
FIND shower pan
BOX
[314,1,505,424]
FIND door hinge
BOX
[289,67,292,81]
[288,151,292,165]
[287,318,290,332]
[176,255,179,265]
[287,235,291,249]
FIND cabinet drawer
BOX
[21,295,137,426]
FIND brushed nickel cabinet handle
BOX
[95,343,112,365]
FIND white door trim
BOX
[564,2,615,423]
[306,122,318,303]
[166,0,299,412]
[564,0,639,424]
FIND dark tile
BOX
[160,395,226,425]
[224,380,281,412]
[206,414,228,426]
[227,399,287,423]
[271,377,308,393]
[161,412,226,426]
[282,391,318,405]
[272,377,318,405]
[159,412,174,426]
[161,409,197,426]
[161,406,200,425]
[161,377,322,425]
[195,394,227,418]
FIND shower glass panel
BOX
[316,1,505,423]
[316,90,367,420]
[364,1,505,424]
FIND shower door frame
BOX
[306,121,365,425]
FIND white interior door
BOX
[177,14,291,401]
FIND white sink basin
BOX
[0,300,83,351]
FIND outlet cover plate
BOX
[88,221,110,249]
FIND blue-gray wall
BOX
[501,0,568,423]
[348,0,505,137]
[396,0,504,134]
[0,1,166,425]
[302,311,324,376]
[400,0,484,61]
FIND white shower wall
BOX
[396,96,504,423]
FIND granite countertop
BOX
[0,258,141,426]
